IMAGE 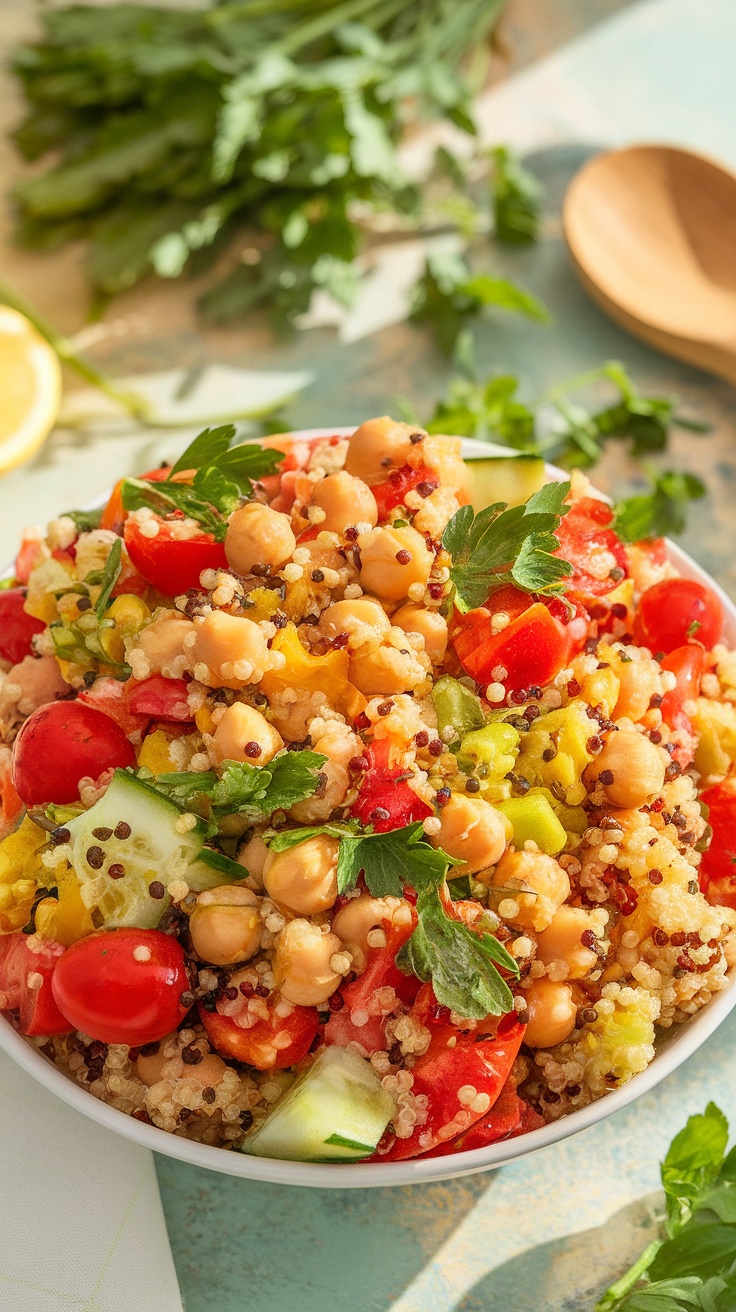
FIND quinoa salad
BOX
[1,416,735,1164]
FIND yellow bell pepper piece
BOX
[261,623,366,721]
[100,594,151,664]
[516,700,596,806]
[137,728,180,774]
[0,816,47,933]
[244,588,283,623]
[693,698,736,777]
[195,706,216,736]
[35,867,94,946]
[577,647,621,719]
[24,558,76,623]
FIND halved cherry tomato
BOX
[124,518,228,596]
[0,588,45,665]
[199,1000,319,1070]
[52,929,190,1045]
[554,497,628,598]
[12,701,136,805]
[634,578,724,654]
[698,775,736,905]
[350,739,433,832]
[660,645,706,730]
[77,677,151,737]
[370,464,439,520]
[372,984,525,1161]
[452,601,571,693]
[127,675,192,721]
[100,465,190,534]
[324,913,419,1054]
[0,932,71,1036]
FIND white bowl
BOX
[2,432,735,1188]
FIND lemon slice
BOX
[0,305,61,474]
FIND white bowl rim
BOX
[1,428,734,1189]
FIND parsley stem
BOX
[0,276,152,422]
[594,1239,664,1311]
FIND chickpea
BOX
[131,609,196,677]
[535,906,599,979]
[310,471,378,534]
[290,721,360,823]
[212,702,283,765]
[391,603,448,665]
[344,416,419,485]
[238,832,269,881]
[192,611,272,689]
[585,729,665,809]
[432,794,509,877]
[274,919,343,1006]
[523,978,577,1047]
[224,502,296,576]
[490,850,570,932]
[137,1041,227,1089]
[358,525,433,603]
[189,885,262,966]
[348,639,428,696]
[332,895,403,973]
[264,835,339,915]
[319,597,390,644]
[613,654,662,722]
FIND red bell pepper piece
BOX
[370,465,439,520]
[699,774,736,904]
[350,739,433,832]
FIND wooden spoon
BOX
[563,144,736,384]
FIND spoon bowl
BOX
[563,144,736,383]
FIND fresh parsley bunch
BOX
[596,1103,736,1311]
[266,820,519,1018]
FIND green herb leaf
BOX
[661,1103,730,1233]
[613,470,706,543]
[149,751,327,825]
[61,507,103,532]
[192,465,241,517]
[93,536,122,619]
[336,822,453,899]
[169,424,235,477]
[120,476,226,539]
[491,145,544,244]
[443,481,572,611]
[412,250,551,355]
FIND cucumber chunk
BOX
[464,454,546,514]
[242,1047,395,1162]
[66,769,206,928]
[186,846,245,892]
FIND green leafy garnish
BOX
[411,250,551,355]
[491,145,543,244]
[596,1103,736,1310]
[92,537,122,619]
[146,751,327,826]
[266,819,518,1018]
[443,481,572,612]
[60,507,103,533]
[613,470,706,543]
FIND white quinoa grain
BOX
[133,946,152,963]
[486,682,506,703]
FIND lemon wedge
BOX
[0,305,61,474]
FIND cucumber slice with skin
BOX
[186,846,246,892]
[66,769,207,928]
[242,1047,395,1162]
[464,454,547,514]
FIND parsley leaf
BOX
[121,476,227,539]
[61,507,103,532]
[337,823,453,899]
[491,145,544,244]
[613,470,706,543]
[147,751,327,825]
[411,250,551,355]
[443,481,573,612]
[170,425,235,477]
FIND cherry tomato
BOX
[350,739,433,832]
[660,645,706,730]
[372,984,525,1161]
[126,675,192,721]
[12,701,136,805]
[452,601,571,693]
[52,929,190,1045]
[77,677,150,737]
[100,466,192,535]
[554,497,628,598]
[324,913,419,1054]
[0,588,45,665]
[124,518,228,596]
[698,776,736,905]
[633,578,724,654]
[0,932,71,1036]
[199,1000,319,1070]
[370,464,439,520]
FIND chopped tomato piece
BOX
[452,601,571,693]
[660,645,705,731]
[127,676,192,721]
[699,775,736,905]
[0,932,71,1036]
[372,985,525,1161]
[350,739,432,832]
[0,588,45,665]
[420,1074,543,1157]
[200,1000,319,1070]
[370,465,439,520]
[0,746,23,840]
[78,677,151,737]
[633,578,724,654]
[324,913,419,1054]
[124,518,228,596]
[554,497,628,599]
[14,535,43,584]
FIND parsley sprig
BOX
[411,250,551,356]
[142,751,327,830]
[491,145,544,245]
[443,481,573,613]
[596,1103,736,1311]
[120,424,283,541]
[266,820,519,1018]
[613,470,706,543]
